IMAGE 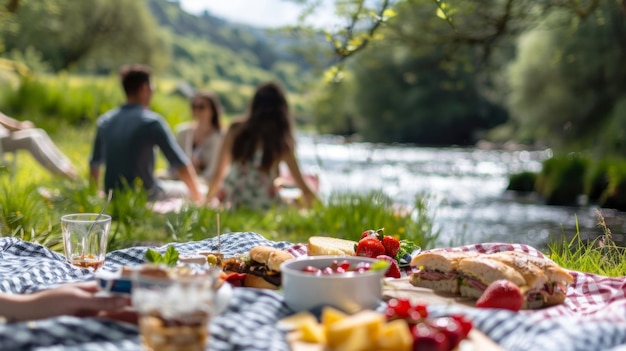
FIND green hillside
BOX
[146,0,316,115]
[0,0,315,116]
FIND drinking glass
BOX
[132,268,220,351]
[61,213,111,271]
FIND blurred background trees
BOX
[1,0,625,154]
[307,0,625,151]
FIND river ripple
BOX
[293,134,626,249]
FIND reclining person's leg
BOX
[1,129,77,179]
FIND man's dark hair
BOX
[119,64,152,96]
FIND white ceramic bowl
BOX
[281,256,385,313]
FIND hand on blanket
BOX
[0,281,130,322]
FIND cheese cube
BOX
[376,319,413,351]
[326,310,384,350]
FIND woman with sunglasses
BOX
[172,91,223,181]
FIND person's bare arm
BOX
[0,112,33,131]
[89,166,100,187]
[0,282,129,322]
[176,164,204,204]
[283,148,318,208]
[205,127,235,203]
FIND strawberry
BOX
[475,279,524,312]
[381,235,400,258]
[356,237,385,258]
[360,229,377,240]
[376,254,402,278]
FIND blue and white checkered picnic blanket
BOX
[1,233,626,350]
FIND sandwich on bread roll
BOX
[222,246,294,290]
[308,236,357,256]
[409,251,478,294]
[457,256,526,299]
[409,250,574,309]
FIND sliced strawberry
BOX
[356,237,386,258]
[475,279,524,312]
[376,254,401,278]
[381,235,401,258]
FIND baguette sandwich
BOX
[222,246,294,290]
[307,236,357,256]
[410,250,574,309]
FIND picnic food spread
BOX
[410,250,574,309]
[100,230,575,350]
[2,232,626,351]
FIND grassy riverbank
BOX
[1,76,625,277]
[2,125,626,276]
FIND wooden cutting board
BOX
[288,278,504,351]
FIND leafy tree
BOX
[2,0,166,71]
[507,0,626,149]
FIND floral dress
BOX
[222,151,280,210]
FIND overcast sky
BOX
[178,0,335,28]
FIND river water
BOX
[294,134,626,249]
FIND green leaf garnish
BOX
[163,246,179,267]
[371,260,390,272]
[145,247,179,267]
[145,248,163,264]
[395,240,419,261]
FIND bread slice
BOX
[308,236,357,256]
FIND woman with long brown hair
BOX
[206,82,317,210]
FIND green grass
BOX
[548,212,626,277]
[0,124,439,252]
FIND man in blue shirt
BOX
[89,64,203,203]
